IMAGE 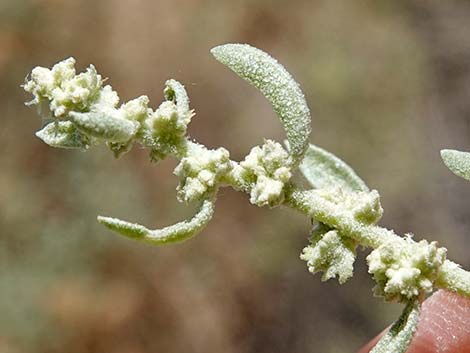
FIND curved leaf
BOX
[211,43,311,165]
[370,300,421,353]
[441,149,470,182]
[97,199,215,245]
[300,144,368,192]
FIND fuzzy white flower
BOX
[174,143,232,203]
[301,227,356,284]
[119,96,150,122]
[315,187,383,224]
[141,100,193,160]
[94,85,120,109]
[367,237,446,302]
[24,58,103,118]
[240,139,292,207]
[147,101,190,136]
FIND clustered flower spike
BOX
[23,57,192,161]
[23,44,470,353]
[239,139,292,207]
[367,237,447,302]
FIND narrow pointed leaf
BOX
[211,43,311,165]
[370,300,421,353]
[97,199,215,245]
[441,149,470,182]
[36,121,90,149]
[300,144,369,192]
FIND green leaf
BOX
[441,149,470,182]
[370,299,421,353]
[69,111,137,143]
[35,121,90,149]
[97,199,215,245]
[299,144,368,192]
[211,43,311,165]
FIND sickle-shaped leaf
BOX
[97,199,215,245]
[300,144,369,192]
[211,43,311,165]
[441,149,470,182]
[370,299,421,353]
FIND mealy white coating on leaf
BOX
[97,199,215,245]
[367,237,447,302]
[300,227,356,284]
[240,139,292,207]
[174,142,232,203]
[69,111,138,143]
[441,149,470,182]
[370,300,421,353]
[211,44,311,165]
[36,121,90,149]
[300,144,369,192]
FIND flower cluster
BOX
[174,143,232,203]
[239,139,292,207]
[315,187,383,224]
[143,100,193,161]
[24,57,102,118]
[23,58,192,160]
[300,225,356,284]
[367,237,447,302]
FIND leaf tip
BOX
[440,149,470,182]
[97,215,149,239]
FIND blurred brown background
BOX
[1,1,470,352]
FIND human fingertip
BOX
[357,290,470,353]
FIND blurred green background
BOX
[1,1,470,352]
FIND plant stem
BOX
[285,186,470,297]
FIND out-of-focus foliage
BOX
[2,1,470,352]
[441,149,470,182]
